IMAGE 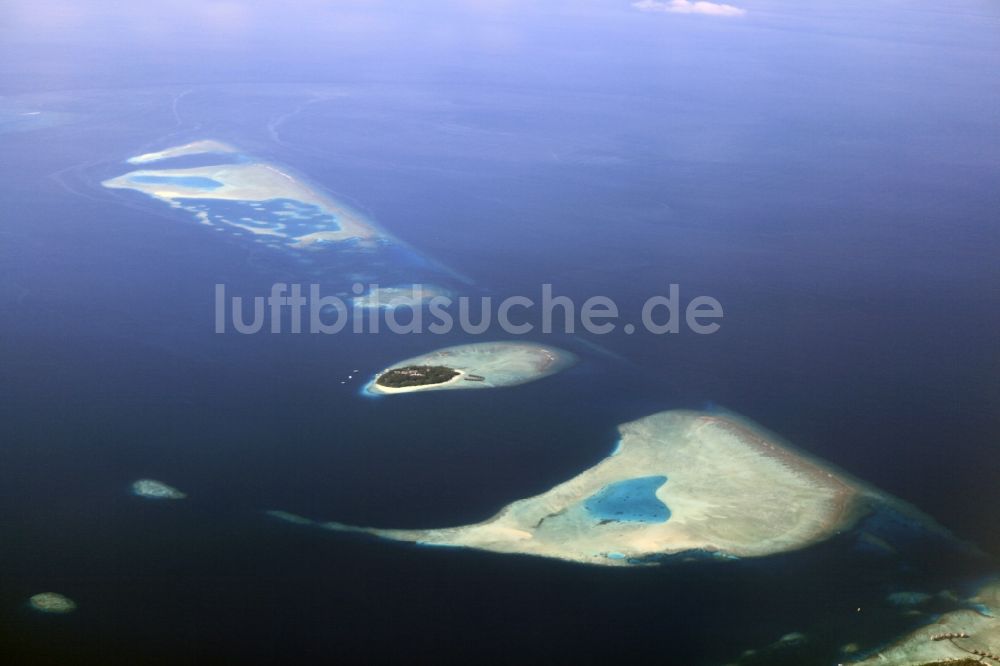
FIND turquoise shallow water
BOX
[130,175,223,190]
[584,475,670,523]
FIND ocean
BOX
[1,1,999,664]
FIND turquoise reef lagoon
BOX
[584,475,671,524]
[128,175,224,190]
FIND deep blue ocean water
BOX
[1,1,999,664]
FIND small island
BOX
[315,410,951,567]
[28,592,76,614]
[352,284,451,310]
[131,479,186,500]
[375,365,461,389]
[848,579,1000,666]
[365,341,576,396]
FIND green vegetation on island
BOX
[375,365,459,388]
[366,342,576,395]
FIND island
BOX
[313,410,949,566]
[103,140,382,249]
[125,139,237,164]
[375,365,461,389]
[848,579,1000,665]
[351,284,451,310]
[365,341,576,395]
[28,592,76,614]
[131,479,186,500]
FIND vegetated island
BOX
[375,365,461,389]
[315,409,958,567]
[365,341,576,395]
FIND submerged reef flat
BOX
[103,140,381,249]
[28,593,76,614]
[265,510,316,526]
[366,342,576,395]
[131,479,186,500]
[352,284,452,309]
[101,139,469,290]
[126,139,237,164]
[849,580,1000,665]
[0,104,73,135]
[320,410,943,566]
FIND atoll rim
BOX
[296,409,950,567]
